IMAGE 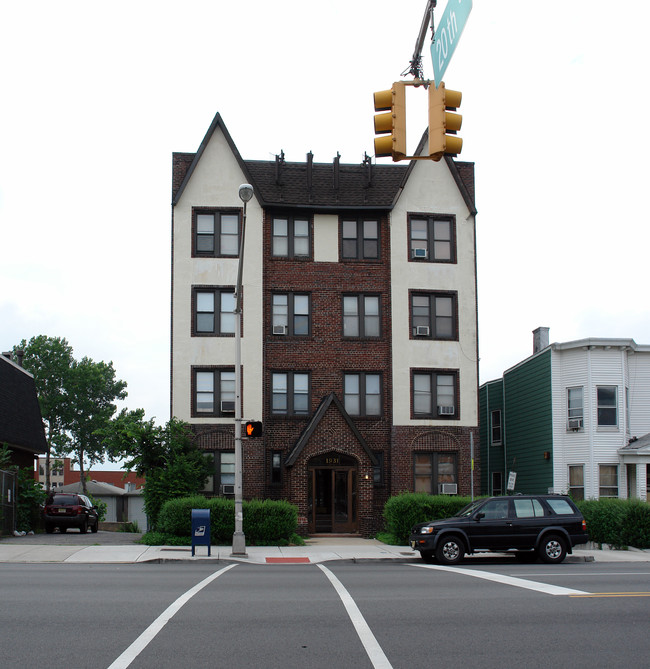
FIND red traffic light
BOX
[245,421,263,438]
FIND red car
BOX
[43,492,99,534]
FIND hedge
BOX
[155,496,298,546]
[576,498,650,548]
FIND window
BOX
[409,215,456,262]
[193,209,240,257]
[491,410,502,445]
[202,451,235,495]
[270,451,282,485]
[410,292,457,339]
[341,219,379,260]
[272,216,310,258]
[193,288,235,335]
[569,465,584,500]
[492,471,503,496]
[599,464,618,497]
[597,386,617,427]
[344,373,382,416]
[412,370,458,418]
[567,387,584,429]
[414,453,457,494]
[513,498,545,518]
[272,372,310,415]
[272,293,310,336]
[192,368,235,416]
[372,451,384,485]
[343,295,380,337]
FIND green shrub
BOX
[576,498,628,547]
[383,493,474,544]
[620,501,650,548]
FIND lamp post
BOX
[231,183,253,557]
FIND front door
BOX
[308,453,357,533]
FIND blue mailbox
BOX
[191,508,211,557]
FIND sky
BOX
[2,1,650,450]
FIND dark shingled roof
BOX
[0,356,47,455]
[172,113,476,214]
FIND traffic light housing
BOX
[428,82,463,161]
[373,81,407,161]
[245,421,263,438]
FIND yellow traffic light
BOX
[373,81,407,161]
[428,82,463,161]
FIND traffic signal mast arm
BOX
[402,0,437,80]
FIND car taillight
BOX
[582,519,587,531]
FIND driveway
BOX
[0,530,144,546]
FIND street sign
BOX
[431,0,473,87]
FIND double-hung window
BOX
[599,464,618,497]
[567,387,584,430]
[568,465,585,500]
[272,293,310,336]
[193,209,240,257]
[597,386,617,427]
[272,216,310,258]
[414,453,458,494]
[409,215,456,262]
[193,368,235,416]
[491,410,502,445]
[344,373,382,416]
[272,372,310,415]
[341,219,379,260]
[193,288,235,335]
[412,370,458,418]
[202,451,235,495]
[343,295,380,337]
[410,292,457,339]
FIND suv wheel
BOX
[79,519,88,534]
[436,535,465,565]
[91,520,99,533]
[538,534,567,564]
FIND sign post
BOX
[431,0,473,86]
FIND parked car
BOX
[43,492,99,534]
[410,495,588,565]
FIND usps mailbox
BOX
[191,508,211,557]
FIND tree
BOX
[99,410,212,529]
[16,336,74,491]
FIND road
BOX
[2,560,650,668]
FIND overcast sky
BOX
[2,1,649,443]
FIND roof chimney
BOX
[533,327,550,354]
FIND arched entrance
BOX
[307,453,358,533]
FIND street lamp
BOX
[232,183,254,557]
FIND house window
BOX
[272,372,310,415]
[193,288,235,335]
[597,386,617,427]
[491,410,502,445]
[599,464,618,497]
[411,292,457,339]
[409,215,456,262]
[202,451,235,495]
[343,295,380,337]
[270,451,282,485]
[272,293,310,336]
[272,217,310,258]
[192,368,235,417]
[569,465,585,500]
[414,453,457,494]
[341,219,379,260]
[372,451,384,485]
[344,373,382,416]
[492,471,503,496]
[567,387,584,430]
[412,370,458,418]
[193,209,240,257]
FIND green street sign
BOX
[431,0,473,87]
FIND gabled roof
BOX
[172,112,476,214]
[618,433,650,456]
[58,480,130,497]
[0,355,47,455]
[284,393,378,467]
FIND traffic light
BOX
[245,421,263,438]
[428,82,463,161]
[373,81,407,161]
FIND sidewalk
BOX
[1,536,649,565]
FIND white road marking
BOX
[410,563,589,596]
[318,564,393,669]
[107,564,237,669]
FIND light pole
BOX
[231,183,253,557]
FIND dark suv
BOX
[43,493,99,534]
[410,495,588,565]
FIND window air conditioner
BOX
[412,248,428,258]
[415,325,430,336]
[273,325,287,335]
[220,400,235,413]
[438,405,455,416]
[568,418,583,431]
[439,483,458,495]
[221,484,235,495]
